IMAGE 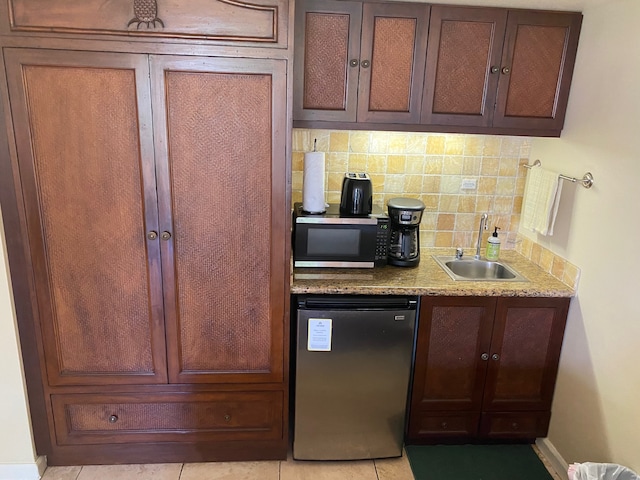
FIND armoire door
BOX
[149,55,287,384]
[4,48,168,386]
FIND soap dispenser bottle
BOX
[486,227,501,261]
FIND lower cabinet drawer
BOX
[51,391,283,445]
[479,411,551,439]
[408,412,480,439]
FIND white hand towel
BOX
[521,166,563,236]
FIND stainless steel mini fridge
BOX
[293,295,417,460]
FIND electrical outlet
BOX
[461,178,477,190]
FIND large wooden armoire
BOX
[0,0,292,465]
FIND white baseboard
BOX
[0,456,47,480]
[537,437,570,480]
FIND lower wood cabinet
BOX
[407,296,570,442]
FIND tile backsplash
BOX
[292,129,531,250]
[292,129,580,290]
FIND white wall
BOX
[523,0,640,472]
[0,207,38,474]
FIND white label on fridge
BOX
[307,318,332,351]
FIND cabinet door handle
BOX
[490,66,499,74]
[491,353,500,361]
[481,353,489,361]
[108,414,119,423]
[161,231,172,241]
[501,66,511,75]
[361,60,371,68]
[349,59,359,67]
[147,231,158,240]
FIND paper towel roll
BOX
[303,151,326,213]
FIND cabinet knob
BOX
[481,353,489,361]
[349,59,359,67]
[161,231,172,241]
[501,66,511,75]
[361,60,371,68]
[441,422,448,430]
[224,414,231,422]
[511,422,519,430]
[147,231,158,240]
[108,414,119,423]
[492,353,500,361]
[490,66,499,74]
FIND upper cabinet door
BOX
[421,6,507,127]
[4,48,168,386]
[7,0,289,47]
[150,55,287,385]
[293,0,362,122]
[357,3,429,123]
[493,10,582,130]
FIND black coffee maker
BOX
[387,197,426,267]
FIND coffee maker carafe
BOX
[387,197,426,267]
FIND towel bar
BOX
[524,159,594,189]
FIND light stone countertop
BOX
[290,249,575,297]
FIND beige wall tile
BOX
[496,177,516,196]
[445,135,465,155]
[435,231,453,247]
[499,157,519,177]
[349,153,367,172]
[463,156,481,175]
[424,156,443,174]
[405,175,424,193]
[387,133,409,153]
[369,132,389,153]
[405,155,425,174]
[478,177,497,195]
[426,135,445,154]
[326,152,349,172]
[387,155,407,174]
[480,157,500,176]
[540,247,554,272]
[439,195,459,213]
[442,156,464,175]
[483,136,501,156]
[458,196,477,213]
[464,136,484,156]
[421,194,440,211]
[437,213,456,230]
[384,175,406,193]
[350,132,370,153]
[181,462,279,480]
[367,154,387,173]
[406,134,428,154]
[330,131,350,152]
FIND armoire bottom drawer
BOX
[51,391,283,445]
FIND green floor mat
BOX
[405,444,555,480]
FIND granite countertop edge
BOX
[290,249,575,298]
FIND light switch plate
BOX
[461,178,477,190]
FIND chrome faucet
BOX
[475,213,488,259]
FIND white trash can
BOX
[569,463,640,480]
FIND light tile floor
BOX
[41,447,561,480]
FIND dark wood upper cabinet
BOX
[493,10,582,130]
[422,6,582,132]
[293,0,429,123]
[294,2,582,136]
[408,296,569,442]
[421,6,507,127]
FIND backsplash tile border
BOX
[515,234,581,290]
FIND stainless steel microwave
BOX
[292,203,390,268]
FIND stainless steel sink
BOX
[433,256,528,282]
